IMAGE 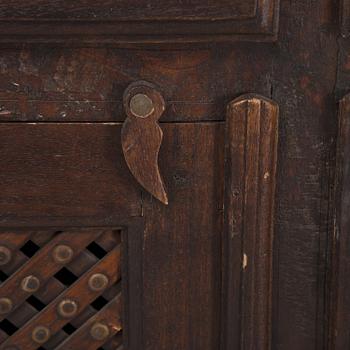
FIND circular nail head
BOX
[32,326,50,344]
[21,275,40,293]
[90,322,110,341]
[53,245,74,264]
[88,273,109,292]
[0,298,12,315]
[129,93,154,118]
[0,246,12,266]
[57,299,78,318]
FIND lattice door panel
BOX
[0,229,123,350]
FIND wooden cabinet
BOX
[0,1,346,350]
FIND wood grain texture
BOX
[142,123,224,350]
[0,48,275,123]
[221,95,278,350]
[0,1,342,349]
[271,1,339,349]
[122,81,168,205]
[0,0,257,20]
[0,123,141,227]
[329,93,350,349]
[0,0,279,43]
[341,0,350,37]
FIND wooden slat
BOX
[0,230,103,321]
[222,94,279,350]
[0,232,33,249]
[0,245,121,349]
[55,294,122,350]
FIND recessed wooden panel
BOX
[0,123,141,227]
[0,0,279,43]
[341,0,350,36]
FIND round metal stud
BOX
[53,245,74,264]
[90,322,110,341]
[0,298,12,315]
[21,275,40,293]
[57,299,78,318]
[32,326,50,344]
[129,93,154,118]
[88,273,109,292]
[0,246,12,266]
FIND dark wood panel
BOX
[0,0,279,43]
[0,229,123,349]
[341,0,350,37]
[0,123,141,227]
[0,0,256,20]
[271,1,339,349]
[330,93,350,349]
[0,48,275,123]
[142,123,224,350]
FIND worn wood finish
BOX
[0,1,344,350]
[122,81,168,204]
[0,0,257,20]
[330,94,350,349]
[0,48,274,123]
[341,0,350,37]
[222,95,278,350]
[142,123,224,349]
[0,123,141,227]
[0,0,279,43]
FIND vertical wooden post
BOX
[222,94,279,350]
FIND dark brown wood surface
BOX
[222,95,279,350]
[142,123,224,350]
[0,0,256,20]
[0,0,279,43]
[329,94,350,349]
[122,81,168,204]
[0,123,141,227]
[0,0,345,350]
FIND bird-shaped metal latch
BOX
[121,81,168,205]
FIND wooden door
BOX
[0,1,345,350]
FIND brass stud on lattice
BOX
[21,275,40,293]
[0,297,12,315]
[0,246,12,266]
[32,326,51,344]
[88,273,109,292]
[90,322,110,341]
[53,245,74,264]
[57,299,78,318]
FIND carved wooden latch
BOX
[121,81,169,205]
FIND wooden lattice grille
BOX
[0,229,123,350]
